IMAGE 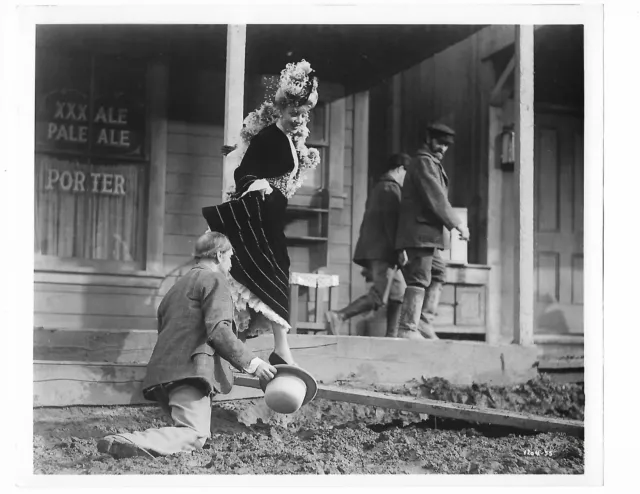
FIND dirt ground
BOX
[33,376,584,475]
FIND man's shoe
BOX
[325,310,345,335]
[325,295,375,335]
[97,435,156,459]
[397,328,427,340]
[418,320,439,339]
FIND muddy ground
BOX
[33,376,584,475]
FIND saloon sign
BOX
[37,89,145,157]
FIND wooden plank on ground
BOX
[538,357,584,370]
[234,375,583,437]
[33,361,262,407]
[539,371,584,384]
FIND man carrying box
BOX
[395,123,470,340]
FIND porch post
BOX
[350,91,370,335]
[222,25,247,197]
[514,25,535,346]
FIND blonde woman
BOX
[203,61,319,367]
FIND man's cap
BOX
[388,152,412,169]
[427,122,455,144]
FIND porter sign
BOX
[44,168,127,196]
[37,156,129,196]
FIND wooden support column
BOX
[514,25,535,346]
[349,91,370,335]
[490,56,515,107]
[145,58,169,274]
[221,25,246,197]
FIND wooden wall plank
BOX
[165,193,221,215]
[145,59,169,274]
[328,98,346,199]
[537,127,560,231]
[34,271,164,288]
[571,255,584,305]
[168,121,225,137]
[34,282,158,297]
[35,291,160,318]
[573,131,584,232]
[167,153,222,177]
[34,329,158,363]
[164,213,209,237]
[164,234,199,257]
[34,313,158,331]
[166,172,222,198]
[536,252,560,302]
[167,133,224,157]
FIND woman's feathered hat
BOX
[274,60,319,109]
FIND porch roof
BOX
[37,24,485,94]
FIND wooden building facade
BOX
[33,24,487,336]
[33,24,583,366]
[368,25,585,354]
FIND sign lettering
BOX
[37,89,144,157]
[45,168,126,196]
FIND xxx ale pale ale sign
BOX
[36,88,145,159]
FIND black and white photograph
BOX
[2,0,616,489]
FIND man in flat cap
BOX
[325,153,410,337]
[394,123,470,340]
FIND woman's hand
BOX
[240,179,273,200]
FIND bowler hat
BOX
[261,364,318,414]
[427,122,455,144]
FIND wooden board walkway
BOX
[33,328,583,435]
[34,329,540,387]
[235,374,584,437]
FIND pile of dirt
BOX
[33,374,585,475]
[33,405,584,475]
[416,375,585,421]
[365,375,584,421]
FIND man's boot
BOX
[385,301,402,337]
[418,281,443,340]
[325,295,375,335]
[397,286,427,340]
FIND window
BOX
[305,102,329,190]
[34,50,150,272]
